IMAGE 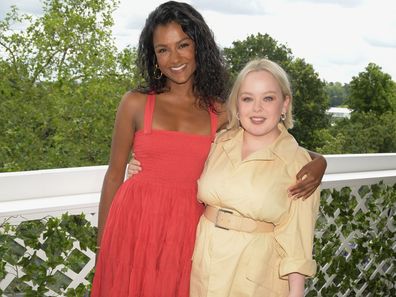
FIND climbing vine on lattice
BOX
[306,182,396,297]
[0,213,97,296]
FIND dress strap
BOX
[209,110,218,141]
[143,93,155,134]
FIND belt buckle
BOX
[215,208,233,230]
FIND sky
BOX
[1,0,395,84]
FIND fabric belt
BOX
[204,205,274,233]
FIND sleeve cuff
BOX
[279,258,317,279]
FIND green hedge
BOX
[1,182,395,296]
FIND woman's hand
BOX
[288,154,327,200]
[126,153,142,179]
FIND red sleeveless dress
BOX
[91,94,217,297]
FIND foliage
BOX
[0,0,118,84]
[0,0,139,172]
[317,64,396,154]
[324,81,349,107]
[1,1,395,170]
[317,111,396,154]
[347,63,396,115]
[287,58,330,149]
[306,182,396,296]
[0,213,97,296]
[223,33,293,81]
[223,34,330,149]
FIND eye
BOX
[263,96,274,102]
[156,47,167,54]
[179,42,191,49]
[240,96,253,102]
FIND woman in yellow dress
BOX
[190,59,320,297]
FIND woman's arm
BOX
[288,273,305,297]
[288,150,327,200]
[97,92,143,249]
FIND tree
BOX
[318,112,396,154]
[287,58,330,149]
[317,63,396,154]
[0,0,119,85]
[223,33,293,81]
[325,81,349,107]
[348,63,396,115]
[223,33,330,149]
[0,0,140,172]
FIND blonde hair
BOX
[227,58,294,130]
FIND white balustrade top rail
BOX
[1,153,395,223]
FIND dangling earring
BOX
[280,112,286,121]
[153,63,163,80]
[236,112,240,120]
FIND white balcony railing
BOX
[1,154,395,221]
[0,153,395,296]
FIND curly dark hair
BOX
[136,1,229,109]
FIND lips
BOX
[250,116,265,124]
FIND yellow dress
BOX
[190,125,320,297]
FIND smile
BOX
[250,117,265,124]
[170,64,187,71]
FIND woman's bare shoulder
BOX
[121,91,147,105]
[117,91,147,113]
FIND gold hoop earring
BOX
[153,63,163,80]
[280,112,286,121]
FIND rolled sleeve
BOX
[279,257,317,278]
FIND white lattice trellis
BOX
[1,209,98,296]
[305,182,395,297]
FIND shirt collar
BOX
[221,124,299,166]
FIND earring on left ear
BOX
[153,63,163,80]
[280,112,286,121]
